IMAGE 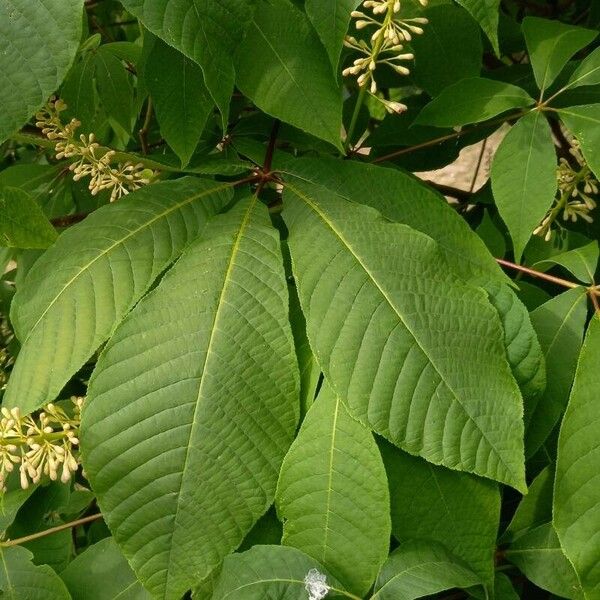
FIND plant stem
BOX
[138,97,153,155]
[495,258,581,289]
[345,86,367,153]
[2,513,103,547]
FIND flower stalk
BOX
[343,0,428,117]
[35,98,155,202]
[534,138,598,241]
[0,397,83,492]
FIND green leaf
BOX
[534,240,599,284]
[559,104,600,180]
[522,17,597,94]
[210,545,352,600]
[61,538,151,600]
[277,157,508,285]
[484,282,546,404]
[502,465,553,543]
[0,187,57,249]
[380,441,499,584]
[371,540,482,600]
[81,197,299,599]
[0,480,36,534]
[94,47,134,134]
[306,0,360,70]
[276,383,390,596]
[554,315,600,598]
[454,0,500,55]
[565,47,600,90]
[416,78,534,127]
[144,38,213,168]
[235,0,343,150]
[282,179,526,491]
[411,4,482,97]
[0,0,84,143]
[526,287,588,456]
[60,51,98,133]
[505,523,584,599]
[491,110,557,262]
[119,0,255,126]
[0,546,71,600]
[4,177,230,414]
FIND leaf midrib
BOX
[164,195,257,594]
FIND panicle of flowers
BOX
[0,397,83,492]
[534,138,598,241]
[343,0,428,114]
[35,98,155,202]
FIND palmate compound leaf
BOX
[81,195,299,600]
[276,382,390,596]
[554,316,600,598]
[0,0,84,143]
[282,179,527,491]
[4,177,231,415]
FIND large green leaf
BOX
[505,523,584,599]
[210,545,354,600]
[0,0,84,143]
[491,110,557,262]
[416,78,534,127]
[0,546,71,600]
[411,4,482,97]
[0,187,57,249]
[305,0,360,70]
[4,177,230,414]
[554,316,600,598]
[522,17,597,95]
[61,538,151,600]
[380,441,499,584]
[119,0,255,126]
[282,179,526,491]
[144,38,213,168]
[235,0,343,150]
[81,196,299,599]
[454,0,500,55]
[276,384,390,596]
[371,540,482,600]
[277,157,507,285]
[526,287,588,456]
[559,104,600,180]
[484,282,546,405]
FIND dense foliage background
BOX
[1,0,600,598]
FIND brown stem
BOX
[50,212,89,228]
[263,119,281,174]
[2,513,103,547]
[496,258,581,289]
[373,111,527,164]
[138,98,153,156]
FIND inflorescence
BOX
[35,98,154,202]
[534,138,598,241]
[0,397,83,492]
[343,0,428,114]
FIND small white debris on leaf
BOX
[304,568,330,600]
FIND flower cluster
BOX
[343,0,428,114]
[35,98,154,202]
[534,139,598,241]
[0,397,83,492]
